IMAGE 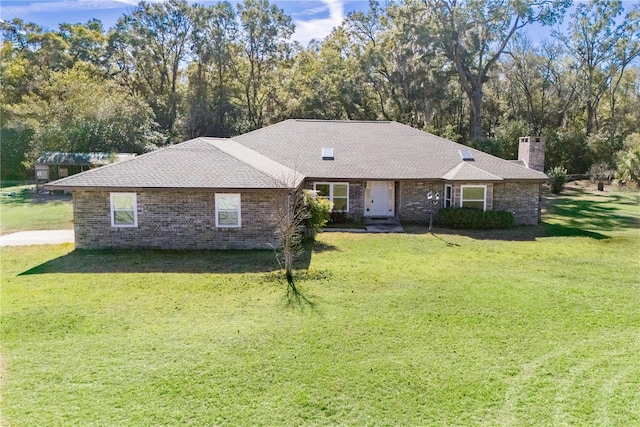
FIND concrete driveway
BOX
[0,230,74,247]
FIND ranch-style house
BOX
[46,119,548,249]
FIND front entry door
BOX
[367,181,394,217]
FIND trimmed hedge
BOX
[437,207,514,230]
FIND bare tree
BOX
[270,172,330,300]
[272,186,309,286]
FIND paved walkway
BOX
[364,218,404,233]
[0,230,74,247]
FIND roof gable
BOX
[441,162,503,181]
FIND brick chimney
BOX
[518,136,545,172]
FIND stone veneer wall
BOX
[72,189,284,249]
[492,181,542,225]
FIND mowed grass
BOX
[1,188,639,425]
[0,184,73,235]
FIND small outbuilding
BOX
[35,152,136,186]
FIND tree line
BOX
[1,0,639,182]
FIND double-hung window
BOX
[110,193,138,227]
[460,185,486,211]
[314,182,349,212]
[215,193,241,227]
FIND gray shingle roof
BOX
[234,120,548,181]
[441,162,503,181]
[46,138,302,190]
[46,120,547,190]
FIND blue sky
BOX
[2,1,639,47]
[0,0,370,45]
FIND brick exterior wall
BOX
[492,181,542,225]
[397,180,442,222]
[302,179,540,225]
[72,180,542,249]
[72,190,285,249]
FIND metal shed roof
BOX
[36,152,136,166]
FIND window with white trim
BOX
[313,182,349,212]
[460,185,486,211]
[110,193,138,227]
[215,193,241,227]
[444,184,453,208]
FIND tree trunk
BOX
[586,99,595,136]
[469,84,484,141]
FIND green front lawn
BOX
[0,184,73,235]
[1,188,639,425]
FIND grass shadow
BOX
[20,248,290,275]
[19,241,339,276]
[404,188,637,242]
[262,269,330,311]
[403,224,545,242]
[544,189,639,232]
[285,277,317,309]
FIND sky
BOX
[0,0,370,46]
[2,0,639,47]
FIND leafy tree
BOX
[0,127,33,179]
[59,19,108,69]
[109,0,193,141]
[617,132,640,185]
[186,1,241,137]
[559,0,640,138]
[348,1,450,127]
[235,0,295,130]
[4,67,162,160]
[290,27,377,120]
[415,0,570,140]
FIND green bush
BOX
[616,133,640,186]
[548,166,567,194]
[437,207,514,230]
[303,189,332,241]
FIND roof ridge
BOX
[203,138,305,187]
[293,119,392,124]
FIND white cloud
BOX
[293,0,345,46]
[1,0,163,16]
[2,0,348,46]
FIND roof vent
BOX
[322,147,334,160]
[459,148,474,161]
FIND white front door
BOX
[366,181,395,217]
